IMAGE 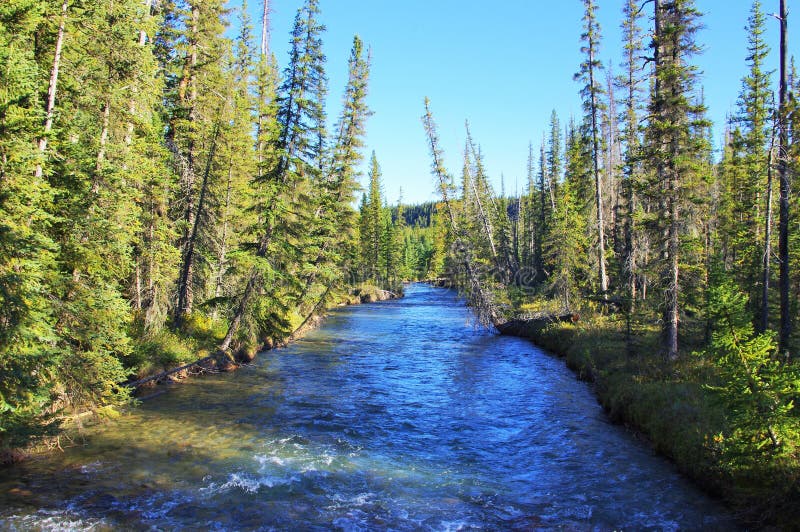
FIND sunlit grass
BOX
[516,304,800,527]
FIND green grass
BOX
[127,313,229,379]
[522,312,800,528]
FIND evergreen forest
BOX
[0,0,435,450]
[421,0,800,522]
[2,0,800,526]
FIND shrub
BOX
[698,280,800,464]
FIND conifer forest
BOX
[2,0,800,527]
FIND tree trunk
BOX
[175,122,221,327]
[665,175,680,360]
[261,0,270,57]
[256,0,271,181]
[538,140,548,278]
[425,100,500,327]
[212,160,234,319]
[124,0,154,147]
[174,3,200,324]
[219,248,264,352]
[654,0,678,360]
[465,128,499,267]
[219,205,281,352]
[94,95,111,188]
[588,28,609,298]
[761,117,776,333]
[290,285,331,341]
[623,54,638,309]
[134,259,142,311]
[778,0,791,353]
[35,0,69,179]
[143,202,159,326]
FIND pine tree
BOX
[618,0,646,309]
[0,0,64,446]
[720,1,773,325]
[575,0,609,297]
[220,0,327,352]
[644,0,707,359]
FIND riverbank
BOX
[0,283,736,529]
[2,285,403,466]
[498,314,800,528]
[130,285,403,392]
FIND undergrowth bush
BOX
[130,330,198,377]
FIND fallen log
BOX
[424,278,452,288]
[495,313,579,338]
[125,355,217,390]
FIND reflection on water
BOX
[0,283,735,530]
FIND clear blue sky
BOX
[247,0,798,205]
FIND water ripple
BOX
[0,284,736,530]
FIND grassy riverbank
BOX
[1,284,403,466]
[510,313,800,528]
[129,284,403,385]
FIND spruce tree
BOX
[367,152,383,280]
[0,0,64,446]
[209,3,259,326]
[298,35,371,311]
[546,179,587,311]
[538,138,551,278]
[618,0,646,309]
[465,124,504,279]
[423,98,499,326]
[547,110,562,192]
[357,192,370,280]
[165,0,232,327]
[220,0,327,352]
[522,142,540,279]
[720,1,773,325]
[575,0,609,297]
[644,0,707,359]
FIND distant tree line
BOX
[354,156,446,287]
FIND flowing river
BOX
[0,284,734,530]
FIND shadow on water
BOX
[0,284,738,530]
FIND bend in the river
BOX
[0,283,735,530]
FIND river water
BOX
[0,283,734,530]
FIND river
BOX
[0,283,734,530]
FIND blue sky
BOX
[249,0,798,205]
